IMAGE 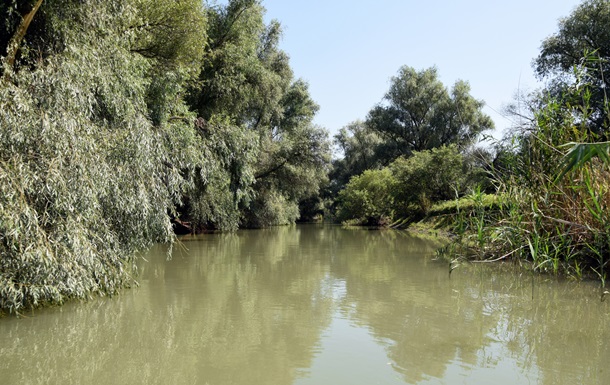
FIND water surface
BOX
[1,224,609,384]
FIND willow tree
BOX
[331,120,384,190]
[0,0,208,314]
[366,66,494,164]
[534,0,610,138]
[187,0,331,228]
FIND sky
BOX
[260,0,584,140]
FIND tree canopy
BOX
[186,0,331,228]
[534,0,610,136]
[331,120,383,189]
[0,0,331,313]
[366,66,494,161]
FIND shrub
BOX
[390,145,466,215]
[336,168,396,225]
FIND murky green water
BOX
[1,224,610,384]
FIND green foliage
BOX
[0,0,331,313]
[331,120,384,190]
[336,168,396,225]
[190,0,290,125]
[448,55,610,281]
[557,141,610,181]
[247,120,331,227]
[130,0,207,72]
[390,145,466,215]
[0,0,183,313]
[535,0,610,78]
[185,116,258,231]
[428,192,499,217]
[335,145,475,225]
[242,190,300,228]
[329,67,494,203]
[366,66,494,162]
[534,0,610,136]
[184,0,332,229]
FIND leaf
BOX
[555,141,610,182]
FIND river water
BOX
[1,224,609,385]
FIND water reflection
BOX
[1,225,610,385]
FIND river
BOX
[1,224,609,384]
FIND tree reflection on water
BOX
[1,225,609,385]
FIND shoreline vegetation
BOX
[330,1,610,287]
[1,0,610,315]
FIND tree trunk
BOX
[3,0,45,81]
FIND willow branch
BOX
[3,0,45,81]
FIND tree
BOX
[245,81,331,227]
[0,0,204,312]
[0,0,332,313]
[185,0,331,228]
[331,120,384,189]
[189,0,291,126]
[535,0,610,80]
[534,0,610,137]
[336,168,396,225]
[390,145,466,215]
[366,66,494,162]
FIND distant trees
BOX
[336,168,396,225]
[331,120,383,189]
[330,66,493,207]
[366,66,494,162]
[390,145,467,213]
[336,146,471,225]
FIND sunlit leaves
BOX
[556,141,610,181]
[0,0,183,313]
[366,66,493,161]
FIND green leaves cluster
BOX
[330,66,493,195]
[534,0,610,137]
[1,0,178,313]
[367,66,494,160]
[336,168,396,225]
[186,0,331,229]
[446,0,610,279]
[336,146,470,225]
[330,65,492,226]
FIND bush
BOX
[390,145,466,215]
[336,168,396,225]
[242,190,300,228]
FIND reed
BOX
[444,59,610,281]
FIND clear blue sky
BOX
[260,0,583,139]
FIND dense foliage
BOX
[330,65,492,224]
[331,120,384,190]
[0,0,330,314]
[330,66,493,193]
[336,146,474,225]
[534,0,610,137]
[444,0,610,282]
[186,0,330,229]
[367,66,494,161]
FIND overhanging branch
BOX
[3,0,45,81]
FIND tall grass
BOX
[446,60,610,283]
